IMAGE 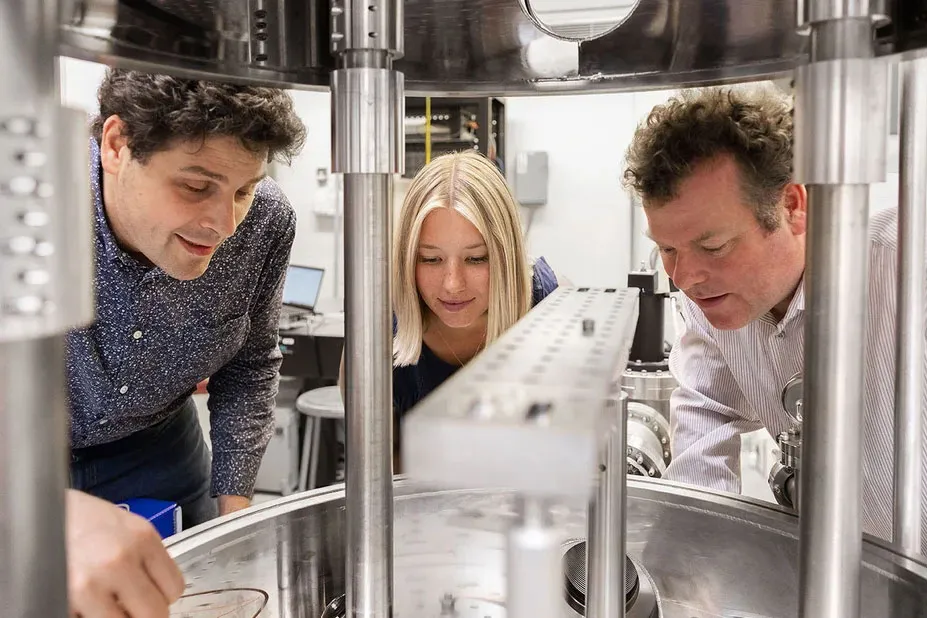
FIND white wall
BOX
[504,89,674,289]
[60,57,107,112]
[269,91,342,303]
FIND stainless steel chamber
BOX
[165,480,927,618]
[4,1,927,617]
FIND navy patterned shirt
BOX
[67,139,295,498]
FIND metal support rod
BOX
[800,184,869,618]
[507,496,560,618]
[795,9,883,617]
[586,392,628,618]
[893,55,927,557]
[333,1,404,615]
[0,337,70,618]
[344,174,394,618]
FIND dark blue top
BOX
[66,139,295,497]
[393,257,559,421]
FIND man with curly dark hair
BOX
[67,69,306,530]
[626,84,924,549]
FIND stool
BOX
[296,386,345,491]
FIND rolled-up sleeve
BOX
[664,297,761,493]
[206,205,296,497]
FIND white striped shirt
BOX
[665,206,927,551]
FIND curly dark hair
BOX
[91,69,306,164]
[623,85,793,231]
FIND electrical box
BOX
[513,151,549,206]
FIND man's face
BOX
[99,117,267,280]
[644,156,807,330]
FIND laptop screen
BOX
[282,265,324,311]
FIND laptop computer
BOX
[280,265,324,323]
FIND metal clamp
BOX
[331,0,403,56]
[770,374,803,510]
[625,401,671,478]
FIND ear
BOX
[99,116,130,176]
[782,183,807,236]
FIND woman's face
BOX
[415,207,491,331]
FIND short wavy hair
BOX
[90,69,306,164]
[392,151,533,367]
[623,84,793,231]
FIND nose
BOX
[201,197,237,240]
[442,260,466,294]
[666,251,707,292]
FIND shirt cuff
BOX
[210,450,263,498]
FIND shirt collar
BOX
[89,138,148,270]
[758,275,805,328]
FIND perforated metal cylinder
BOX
[331,0,403,56]
[1,3,94,616]
[1,13,94,341]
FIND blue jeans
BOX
[70,398,218,530]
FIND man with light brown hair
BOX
[624,84,926,547]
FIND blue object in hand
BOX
[117,498,183,539]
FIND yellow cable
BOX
[425,97,432,164]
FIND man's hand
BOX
[66,489,185,618]
[218,494,251,516]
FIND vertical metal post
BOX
[507,496,560,618]
[1,338,69,618]
[801,184,869,618]
[794,4,888,616]
[330,1,404,616]
[894,55,927,557]
[586,392,627,618]
[343,173,394,618]
[0,1,95,617]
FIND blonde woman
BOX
[392,151,559,422]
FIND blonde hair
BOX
[393,151,532,366]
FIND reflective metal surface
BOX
[165,480,927,618]
[894,54,927,557]
[626,402,670,479]
[2,2,94,342]
[0,337,70,618]
[331,69,404,175]
[507,497,561,618]
[60,0,814,93]
[621,370,675,423]
[562,543,659,618]
[1,1,94,616]
[334,3,405,614]
[586,393,628,618]
[519,0,639,41]
[404,287,639,499]
[343,174,394,618]
[795,12,885,617]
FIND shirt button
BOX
[132,330,143,340]
[119,385,128,394]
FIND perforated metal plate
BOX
[402,287,639,498]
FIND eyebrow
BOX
[694,230,722,243]
[419,242,487,251]
[644,229,722,245]
[180,166,266,187]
